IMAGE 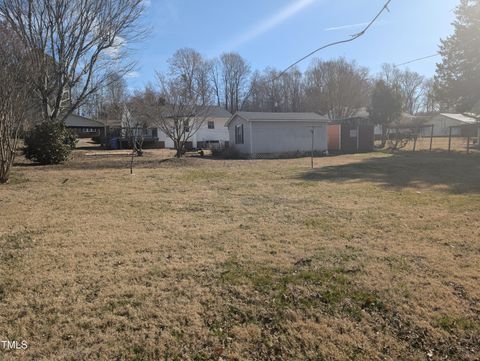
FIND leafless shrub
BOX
[0,23,33,183]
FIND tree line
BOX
[95,49,437,122]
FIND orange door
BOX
[328,125,341,151]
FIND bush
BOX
[24,121,77,165]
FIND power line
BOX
[395,53,440,67]
[273,0,393,81]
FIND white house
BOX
[157,106,231,149]
[422,113,478,136]
[226,112,329,158]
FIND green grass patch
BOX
[438,316,480,332]
[218,259,383,323]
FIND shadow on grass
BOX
[300,151,480,194]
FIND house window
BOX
[349,129,358,138]
[235,124,244,144]
[184,120,190,133]
[208,121,215,129]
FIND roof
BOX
[388,113,432,129]
[439,113,478,124]
[227,111,329,126]
[156,105,231,119]
[65,114,105,128]
[207,106,232,118]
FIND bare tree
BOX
[304,58,370,120]
[121,104,144,174]
[0,0,146,124]
[243,67,304,112]
[154,76,211,158]
[380,64,425,114]
[168,48,213,106]
[420,78,440,114]
[0,23,32,183]
[212,52,250,114]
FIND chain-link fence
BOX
[379,124,480,154]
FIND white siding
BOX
[229,118,328,157]
[192,117,229,147]
[157,116,230,149]
[251,121,327,156]
[423,115,464,136]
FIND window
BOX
[184,120,190,133]
[208,121,215,129]
[235,124,244,144]
[349,129,358,138]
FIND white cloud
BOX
[125,71,141,78]
[226,0,319,50]
[104,36,126,59]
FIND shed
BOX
[226,112,329,158]
[327,111,374,153]
[65,114,105,138]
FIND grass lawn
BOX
[1,149,479,360]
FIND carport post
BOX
[467,136,471,154]
[413,135,417,152]
[429,125,434,151]
[448,127,453,152]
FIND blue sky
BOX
[127,0,459,90]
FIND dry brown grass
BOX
[1,149,479,360]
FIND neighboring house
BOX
[226,112,329,158]
[65,114,105,138]
[157,106,231,149]
[421,113,478,136]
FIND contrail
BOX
[227,0,318,49]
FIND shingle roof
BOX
[231,112,329,124]
[440,113,478,124]
[208,106,232,118]
[65,114,105,128]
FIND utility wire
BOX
[395,53,440,67]
[273,0,393,81]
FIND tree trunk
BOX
[380,126,388,148]
[0,156,12,184]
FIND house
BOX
[157,106,231,150]
[327,109,375,153]
[115,106,162,149]
[226,112,329,158]
[65,114,105,138]
[421,113,478,136]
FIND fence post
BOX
[448,127,453,152]
[429,125,434,151]
[310,127,314,169]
